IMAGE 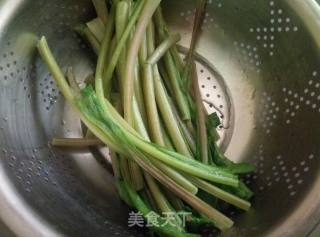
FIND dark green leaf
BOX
[206,113,221,129]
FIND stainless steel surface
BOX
[0,0,319,236]
[0,221,14,237]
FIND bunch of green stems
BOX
[39,0,254,236]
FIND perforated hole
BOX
[180,1,222,30]
[259,94,281,134]
[247,1,300,60]
[234,41,261,72]
[281,72,320,118]
[251,148,314,199]
[38,73,61,111]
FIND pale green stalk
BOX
[66,67,80,95]
[92,0,108,24]
[153,65,192,157]
[115,1,144,191]
[163,188,185,211]
[155,162,198,195]
[133,62,148,126]
[86,17,105,42]
[163,52,191,120]
[95,4,115,101]
[189,177,251,211]
[147,33,181,65]
[103,0,146,95]
[143,65,165,143]
[139,33,147,63]
[106,37,117,63]
[133,98,150,140]
[145,174,173,213]
[133,79,197,211]
[192,62,208,164]
[125,113,145,189]
[110,151,121,179]
[171,45,184,74]
[144,174,184,231]
[128,161,144,190]
[115,0,129,89]
[38,37,74,102]
[123,0,162,125]
[154,8,191,121]
[120,155,131,183]
[133,95,198,194]
[173,106,197,154]
[160,120,175,151]
[154,7,184,74]
[158,62,174,95]
[110,97,123,181]
[142,23,165,145]
[130,17,194,192]
[75,25,100,55]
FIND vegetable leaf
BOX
[206,113,221,129]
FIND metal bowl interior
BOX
[0,0,320,236]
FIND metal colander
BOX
[0,0,319,236]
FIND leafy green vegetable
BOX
[206,113,221,129]
[37,2,256,235]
